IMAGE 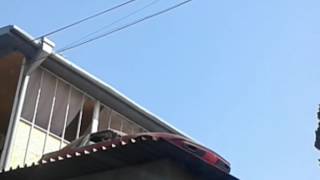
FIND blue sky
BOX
[1,0,320,179]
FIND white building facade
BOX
[0,25,184,170]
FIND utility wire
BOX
[57,0,192,53]
[62,0,160,50]
[33,0,136,40]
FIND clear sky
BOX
[1,0,319,179]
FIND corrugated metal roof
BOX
[0,136,238,180]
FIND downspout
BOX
[0,38,55,170]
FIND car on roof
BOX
[40,130,231,174]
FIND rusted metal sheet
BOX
[0,136,238,180]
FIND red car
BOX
[41,130,231,174]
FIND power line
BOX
[62,0,160,50]
[33,0,136,40]
[57,0,192,53]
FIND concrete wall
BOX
[10,121,67,168]
[67,159,197,180]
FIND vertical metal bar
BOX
[42,79,59,155]
[0,60,26,170]
[76,95,85,139]
[23,70,44,165]
[91,101,100,133]
[60,86,72,149]
[107,110,113,129]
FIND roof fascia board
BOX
[0,25,38,60]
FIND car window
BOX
[85,130,120,146]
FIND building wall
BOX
[10,121,66,167]
[8,66,148,168]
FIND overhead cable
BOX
[33,0,136,40]
[57,0,192,53]
[62,0,160,49]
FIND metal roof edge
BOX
[7,25,40,47]
[0,25,12,35]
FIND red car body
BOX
[41,130,231,174]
